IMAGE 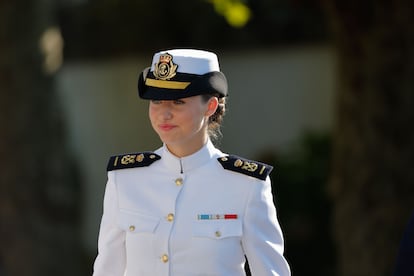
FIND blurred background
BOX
[1,0,414,275]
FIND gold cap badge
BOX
[153,53,178,80]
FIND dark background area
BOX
[58,0,328,58]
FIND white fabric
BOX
[93,140,291,276]
[150,49,220,75]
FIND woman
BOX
[93,49,291,276]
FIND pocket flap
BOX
[118,209,160,233]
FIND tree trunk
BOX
[324,1,414,275]
[0,1,83,275]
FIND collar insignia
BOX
[153,53,178,80]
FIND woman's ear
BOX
[206,96,219,117]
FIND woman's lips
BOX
[159,124,176,131]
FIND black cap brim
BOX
[138,68,228,100]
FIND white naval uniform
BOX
[93,140,291,276]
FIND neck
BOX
[166,137,209,158]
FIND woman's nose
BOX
[162,107,173,120]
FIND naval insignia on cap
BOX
[153,53,178,80]
[107,152,161,171]
[217,155,273,181]
[138,49,228,99]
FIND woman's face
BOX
[149,95,218,157]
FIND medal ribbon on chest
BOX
[197,214,238,220]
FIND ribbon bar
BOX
[197,214,238,220]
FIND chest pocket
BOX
[118,209,160,234]
[192,219,243,240]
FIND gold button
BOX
[167,213,174,222]
[161,254,169,263]
[175,178,183,186]
[215,231,221,238]
[129,225,135,232]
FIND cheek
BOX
[148,103,158,116]
[188,109,208,128]
[148,106,156,124]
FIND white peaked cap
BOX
[138,48,228,100]
[150,49,221,75]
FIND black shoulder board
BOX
[107,152,161,171]
[217,155,273,181]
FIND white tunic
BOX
[93,140,291,276]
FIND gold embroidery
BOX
[145,78,190,90]
[153,53,178,80]
[259,165,266,175]
[121,155,136,165]
[242,161,258,172]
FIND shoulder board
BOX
[217,155,273,181]
[107,152,161,171]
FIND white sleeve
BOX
[93,171,126,276]
[242,177,291,276]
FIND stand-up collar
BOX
[157,140,221,173]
